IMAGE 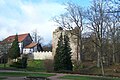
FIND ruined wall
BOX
[52,27,80,60]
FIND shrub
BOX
[19,56,27,68]
[73,60,84,72]
[10,62,19,67]
[44,59,54,72]
[10,55,27,68]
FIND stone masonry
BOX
[52,27,80,60]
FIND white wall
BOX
[23,48,33,54]
[23,46,37,54]
[28,51,53,60]
[19,42,23,53]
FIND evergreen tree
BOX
[54,33,73,71]
[62,34,73,71]
[8,34,20,59]
[54,33,64,71]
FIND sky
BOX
[0,0,90,44]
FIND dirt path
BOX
[0,70,69,80]
[3,74,67,80]
[48,73,68,80]
[3,77,26,80]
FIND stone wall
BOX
[28,51,53,60]
[52,27,80,60]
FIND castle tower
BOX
[52,27,80,60]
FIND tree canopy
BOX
[8,34,20,59]
[54,33,73,71]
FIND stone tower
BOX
[52,27,80,60]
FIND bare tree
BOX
[31,29,43,44]
[106,0,120,14]
[42,41,52,51]
[53,3,85,62]
[86,0,111,76]
[104,0,120,63]
[53,0,119,76]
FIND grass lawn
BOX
[25,60,45,72]
[60,75,120,80]
[0,63,10,68]
[0,60,46,72]
[0,72,55,77]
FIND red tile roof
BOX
[25,42,37,48]
[3,33,29,43]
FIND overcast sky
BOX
[0,0,90,44]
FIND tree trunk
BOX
[97,52,101,67]
[101,58,105,76]
[112,41,115,63]
[79,30,82,63]
[76,36,79,61]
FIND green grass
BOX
[0,60,46,72]
[0,64,10,68]
[60,75,120,80]
[0,72,55,77]
[26,60,46,72]
[0,72,27,77]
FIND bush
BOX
[73,60,84,72]
[44,59,54,72]
[10,56,27,68]
[10,62,19,67]
[19,56,27,68]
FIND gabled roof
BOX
[3,33,29,43]
[25,42,37,48]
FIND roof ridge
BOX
[3,33,30,43]
[9,33,29,37]
[25,42,38,48]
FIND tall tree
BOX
[86,0,110,76]
[54,33,73,71]
[62,34,73,71]
[53,3,85,62]
[54,33,64,71]
[8,34,20,59]
[106,0,120,63]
